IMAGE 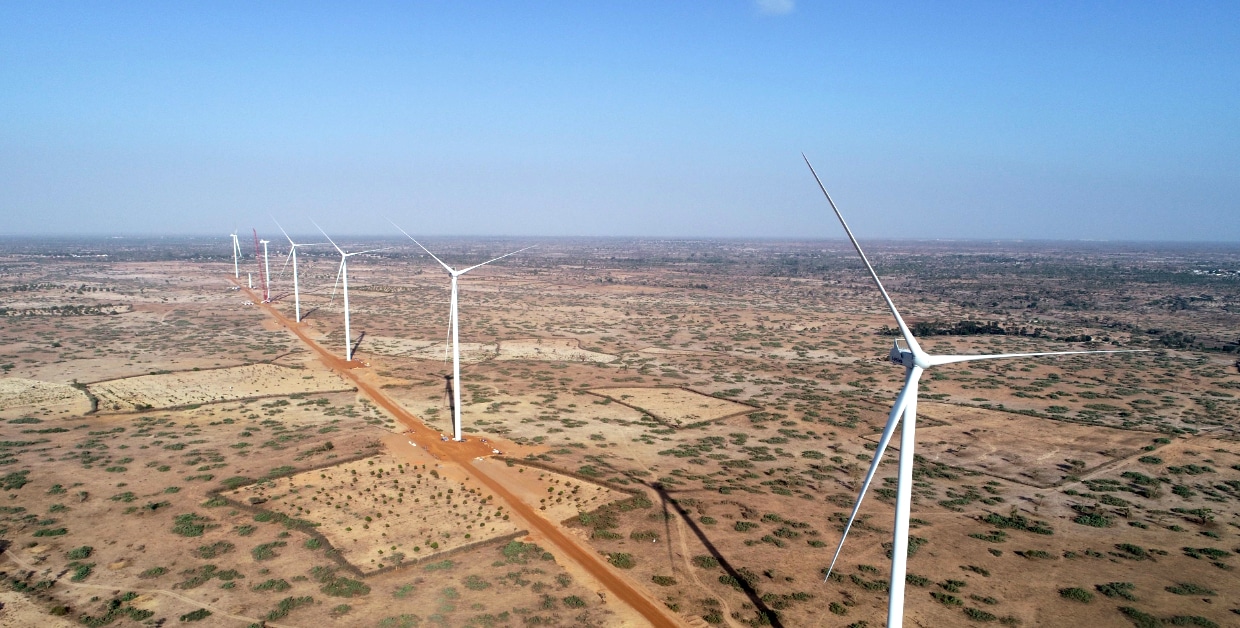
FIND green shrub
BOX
[172,513,213,537]
[693,555,719,569]
[1059,587,1092,603]
[66,546,93,560]
[1165,583,1215,596]
[194,541,235,559]
[651,575,676,586]
[179,608,212,622]
[253,579,291,592]
[608,553,635,569]
[1095,582,1136,600]
[251,541,286,561]
[1117,607,1158,628]
[265,596,313,621]
[734,521,758,532]
[562,595,586,608]
[964,607,997,622]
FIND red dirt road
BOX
[235,282,683,627]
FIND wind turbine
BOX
[259,239,272,302]
[273,218,325,323]
[230,230,242,278]
[313,221,386,363]
[803,155,1142,628]
[391,222,534,442]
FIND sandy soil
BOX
[906,402,1159,487]
[227,453,524,574]
[89,363,350,412]
[0,378,91,418]
[0,591,79,628]
[367,336,616,364]
[589,386,754,426]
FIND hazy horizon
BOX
[2,2,1237,241]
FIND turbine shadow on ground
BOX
[651,483,785,628]
[351,331,367,358]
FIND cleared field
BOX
[588,386,754,426]
[367,336,615,363]
[906,403,1160,487]
[228,455,520,573]
[0,377,91,417]
[88,363,349,412]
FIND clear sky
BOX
[1,1,1237,240]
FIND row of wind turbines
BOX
[227,160,1140,628]
[229,219,533,446]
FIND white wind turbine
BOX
[230,230,242,278]
[391,222,534,442]
[273,218,325,323]
[259,239,272,302]
[804,155,1142,628]
[314,221,386,363]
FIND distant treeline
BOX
[878,320,1068,340]
[0,304,130,317]
[879,319,1240,354]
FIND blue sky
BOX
[1,1,1237,240]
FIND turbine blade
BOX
[311,219,345,256]
[273,217,295,246]
[923,348,1147,367]
[459,244,537,275]
[824,367,923,582]
[279,248,294,276]
[329,259,344,304]
[389,220,454,273]
[444,306,453,363]
[803,155,923,357]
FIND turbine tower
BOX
[803,155,1142,628]
[230,230,242,278]
[259,239,272,302]
[273,218,325,323]
[314,222,384,363]
[392,222,534,442]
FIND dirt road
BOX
[235,282,684,627]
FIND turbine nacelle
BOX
[889,342,915,368]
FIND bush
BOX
[463,575,490,590]
[139,567,167,579]
[172,513,212,537]
[1117,607,1158,628]
[608,553,635,569]
[964,607,997,622]
[734,521,759,532]
[693,555,719,569]
[563,595,586,608]
[179,609,212,622]
[651,575,677,586]
[194,541,235,559]
[1095,582,1137,600]
[66,546,93,560]
[253,579,292,592]
[251,541,286,561]
[1165,583,1215,596]
[265,596,313,621]
[1059,587,1092,603]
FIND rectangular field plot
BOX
[89,363,349,412]
[588,386,754,426]
[895,403,1158,487]
[227,456,522,574]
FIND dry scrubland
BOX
[0,237,1238,627]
